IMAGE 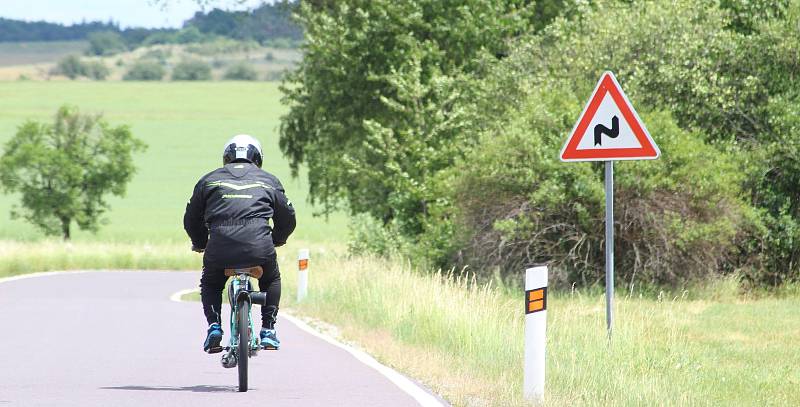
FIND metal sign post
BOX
[604,161,614,338]
[560,71,660,338]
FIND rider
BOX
[184,134,296,353]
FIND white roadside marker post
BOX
[524,265,548,404]
[297,248,309,302]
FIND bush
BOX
[433,87,755,287]
[86,31,127,56]
[142,32,177,46]
[85,61,109,80]
[141,48,171,64]
[175,26,206,44]
[52,56,108,80]
[171,59,212,81]
[123,60,165,81]
[223,62,258,80]
[53,55,87,79]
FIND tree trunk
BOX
[61,218,71,240]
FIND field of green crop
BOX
[0,81,346,244]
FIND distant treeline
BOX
[0,18,166,43]
[187,1,303,44]
[0,1,302,46]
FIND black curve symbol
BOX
[594,116,619,146]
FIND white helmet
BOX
[222,134,263,167]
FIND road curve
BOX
[0,271,442,406]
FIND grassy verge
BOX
[276,255,800,406]
[4,241,799,406]
[0,240,330,278]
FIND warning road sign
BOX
[560,71,659,162]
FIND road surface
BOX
[0,271,443,406]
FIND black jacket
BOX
[183,163,296,269]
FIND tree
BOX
[280,0,536,234]
[0,106,146,240]
[172,59,212,80]
[86,31,127,56]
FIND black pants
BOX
[200,252,281,329]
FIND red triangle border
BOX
[560,72,659,162]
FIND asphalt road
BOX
[0,271,442,406]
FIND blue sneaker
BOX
[204,323,223,353]
[260,328,280,350]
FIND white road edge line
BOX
[0,270,100,284]
[169,287,200,302]
[170,287,447,407]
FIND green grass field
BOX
[0,81,346,243]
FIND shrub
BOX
[85,61,110,80]
[172,59,212,80]
[264,52,275,61]
[223,62,258,80]
[86,31,127,56]
[175,26,206,44]
[142,48,171,64]
[123,60,166,81]
[142,32,177,46]
[53,55,87,79]
[430,87,755,287]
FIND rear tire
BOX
[237,300,250,392]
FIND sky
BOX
[0,0,268,29]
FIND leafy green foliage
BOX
[175,26,207,44]
[172,59,212,81]
[123,60,166,81]
[53,55,87,79]
[223,62,259,81]
[440,87,755,286]
[284,0,800,288]
[185,1,303,45]
[53,55,108,80]
[280,0,536,233]
[427,0,800,286]
[85,60,110,80]
[0,18,120,42]
[86,31,127,56]
[0,106,146,239]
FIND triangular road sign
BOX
[560,71,660,162]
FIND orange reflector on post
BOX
[299,259,308,270]
[525,287,547,314]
